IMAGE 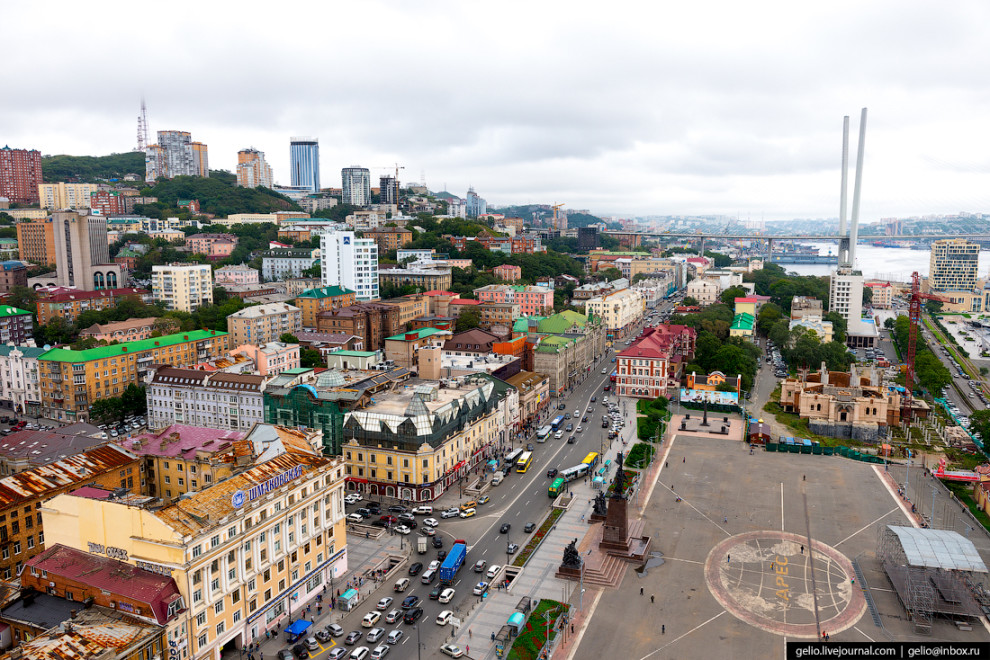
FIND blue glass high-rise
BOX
[290,137,320,192]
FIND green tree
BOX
[756,303,783,336]
[883,317,896,330]
[824,311,847,344]
[300,347,324,369]
[455,308,482,332]
[7,286,38,316]
[280,333,300,343]
[600,268,622,282]
[682,296,699,307]
[36,318,75,345]
[720,285,747,306]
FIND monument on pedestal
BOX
[589,491,608,523]
[598,453,652,561]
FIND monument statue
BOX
[562,538,582,569]
[593,491,608,516]
[611,453,627,500]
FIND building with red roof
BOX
[22,543,184,626]
[615,325,696,398]
[36,287,151,325]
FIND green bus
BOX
[548,477,565,498]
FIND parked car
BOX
[440,508,459,519]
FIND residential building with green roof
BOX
[294,286,356,329]
[0,305,33,344]
[384,327,453,369]
[729,312,756,339]
[38,329,229,422]
[0,344,47,416]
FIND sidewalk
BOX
[223,533,411,659]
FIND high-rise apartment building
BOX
[829,269,864,326]
[89,190,125,215]
[236,148,274,188]
[152,263,214,312]
[145,130,209,182]
[52,211,123,290]
[38,182,98,210]
[341,167,371,206]
[320,231,379,301]
[379,175,398,205]
[290,137,320,192]
[466,187,487,217]
[929,238,979,292]
[16,218,57,266]
[0,146,42,204]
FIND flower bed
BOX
[507,599,569,660]
[512,507,564,567]
[608,468,638,496]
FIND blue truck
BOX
[439,540,467,584]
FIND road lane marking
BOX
[832,507,901,548]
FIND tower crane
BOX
[372,164,405,204]
[552,202,565,230]
[901,271,949,421]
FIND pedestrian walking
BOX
[640,587,644,595]
[662,625,665,634]
[727,554,730,563]
[723,516,727,524]
[469,629,472,639]
[665,461,668,468]
[492,632,496,641]
[801,545,804,554]
[571,624,575,634]
[650,594,655,603]
[683,457,685,463]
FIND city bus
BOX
[548,477,565,498]
[559,464,589,482]
[503,448,523,474]
[581,452,600,469]
[536,426,552,442]
[550,415,565,431]
[516,451,534,473]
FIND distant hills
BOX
[139,175,300,217]
[41,152,145,182]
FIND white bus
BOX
[536,425,552,442]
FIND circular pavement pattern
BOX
[704,530,866,638]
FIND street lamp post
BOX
[415,623,421,660]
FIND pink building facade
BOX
[230,341,300,375]
[187,233,238,260]
[493,264,522,282]
[475,285,553,317]
[214,264,260,286]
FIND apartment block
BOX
[0,260,27,294]
[929,239,979,292]
[227,302,302,347]
[0,146,42,204]
[51,211,123,291]
[214,264,260,286]
[261,248,319,281]
[294,286,356,330]
[15,218,56,266]
[584,289,645,336]
[37,182,98,210]
[153,263,214,312]
[316,303,401,351]
[89,189,126,215]
[79,317,157,342]
[186,233,237,260]
[39,330,229,422]
[475,285,554,317]
[362,227,413,253]
[146,130,208,182]
[36,287,150,325]
[236,148,274,189]
[0,346,45,417]
[146,366,266,433]
[320,232,379,301]
[230,341,300,376]
[0,306,33,344]
[378,267,452,293]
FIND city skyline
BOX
[4,1,990,221]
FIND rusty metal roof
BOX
[11,606,161,660]
[155,452,332,536]
[0,445,137,508]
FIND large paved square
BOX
[572,433,990,659]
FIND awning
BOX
[285,620,312,636]
[341,588,359,600]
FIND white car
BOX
[576,426,582,432]
[346,513,364,524]
[362,611,381,627]
[486,564,502,579]
[411,505,433,515]
[428,560,441,571]
[440,508,459,519]
[601,368,607,374]
[440,645,464,658]
[439,588,455,603]
[573,410,580,417]
[472,581,489,595]
[554,431,564,439]
[345,494,362,504]
[394,525,411,535]
[436,610,453,626]
[423,518,439,528]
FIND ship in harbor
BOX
[769,243,838,264]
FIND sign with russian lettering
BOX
[232,466,303,508]
[87,542,128,561]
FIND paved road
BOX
[333,321,656,658]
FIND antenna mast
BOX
[136,98,149,152]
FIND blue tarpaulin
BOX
[285,620,312,637]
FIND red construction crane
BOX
[902,271,948,420]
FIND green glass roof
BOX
[40,329,225,363]
[0,306,31,318]
[297,286,355,299]
[731,312,755,330]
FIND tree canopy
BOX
[139,175,299,217]
[41,152,145,182]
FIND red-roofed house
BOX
[36,288,152,325]
[615,325,696,398]
[865,281,893,308]
[22,543,184,626]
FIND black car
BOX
[401,595,420,609]
[344,631,362,645]
[582,416,588,422]
[278,651,294,660]
[429,585,443,600]
[437,549,447,560]
[591,396,596,402]
[366,503,382,514]
[524,522,536,533]
[388,505,408,514]
[433,537,443,549]
[602,420,609,428]
[355,508,371,518]
[403,607,424,624]
[527,443,534,451]
[408,562,423,576]
[500,523,511,533]
[293,645,309,659]
[546,468,558,478]
[567,436,576,444]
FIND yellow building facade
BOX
[38,182,98,210]
[42,451,348,660]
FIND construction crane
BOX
[552,202,565,230]
[373,164,405,205]
[902,271,948,421]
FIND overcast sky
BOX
[5,0,990,221]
